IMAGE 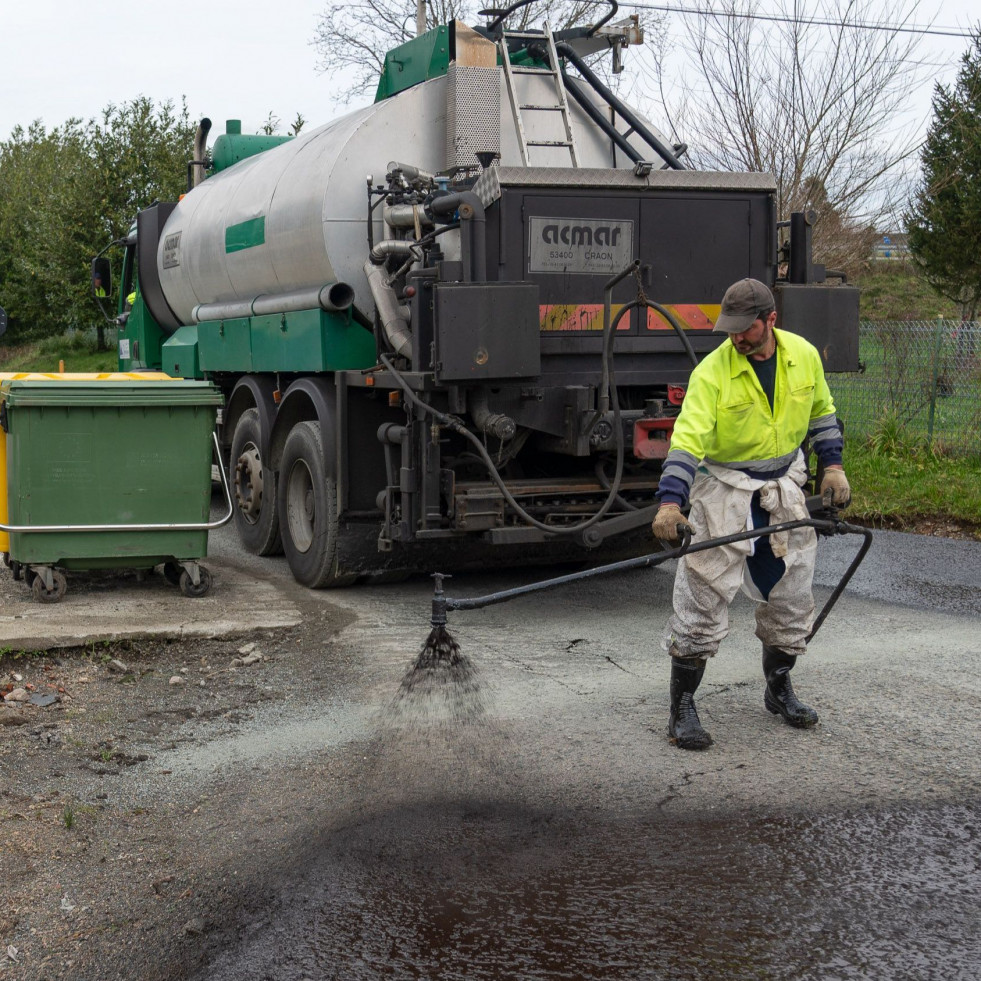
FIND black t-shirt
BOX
[750,352,777,411]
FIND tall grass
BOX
[845,413,981,534]
[0,331,117,374]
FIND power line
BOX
[625,3,978,38]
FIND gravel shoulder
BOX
[0,556,363,981]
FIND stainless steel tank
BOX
[156,70,671,325]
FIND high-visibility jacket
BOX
[657,328,843,508]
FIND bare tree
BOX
[648,0,928,275]
[313,0,616,103]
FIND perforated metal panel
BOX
[446,65,501,169]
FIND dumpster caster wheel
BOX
[32,570,67,603]
[1,552,10,568]
[163,561,183,586]
[179,566,212,598]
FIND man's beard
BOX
[735,326,771,357]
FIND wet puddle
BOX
[195,797,980,979]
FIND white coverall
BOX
[662,452,817,659]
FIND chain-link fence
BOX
[831,321,981,456]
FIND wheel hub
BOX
[286,459,316,554]
[234,446,264,523]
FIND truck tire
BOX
[231,408,283,556]
[278,421,356,588]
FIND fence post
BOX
[927,317,944,444]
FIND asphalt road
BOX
[188,521,981,980]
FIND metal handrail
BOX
[0,433,233,534]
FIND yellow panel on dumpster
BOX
[0,372,181,552]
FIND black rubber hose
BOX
[379,353,627,536]
[595,458,638,512]
[586,0,619,37]
[648,301,700,368]
[484,0,540,33]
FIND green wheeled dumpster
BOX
[0,377,227,602]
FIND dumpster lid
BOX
[0,378,223,407]
[0,372,175,382]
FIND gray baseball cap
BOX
[713,278,775,333]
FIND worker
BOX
[93,272,106,297]
[652,277,850,751]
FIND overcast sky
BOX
[1,0,356,140]
[1,1,978,145]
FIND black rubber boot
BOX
[762,645,818,728]
[668,657,713,750]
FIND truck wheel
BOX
[231,408,282,556]
[278,421,356,588]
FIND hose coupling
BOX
[430,572,451,627]
[482,413,516,441]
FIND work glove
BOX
[652,504,693,545]
[820,467,851,508]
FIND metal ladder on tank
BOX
[499,23,580,167]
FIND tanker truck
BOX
[91,0,859,588]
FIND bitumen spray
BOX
[386,575,484,725]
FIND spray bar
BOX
[0,434,234,535]
[429,506,872,645]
